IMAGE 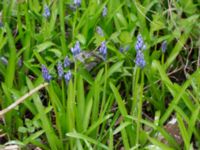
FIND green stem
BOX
[131,67,140,115]
[161,53,165,113]
[161,53,164,65]
[59,0,67,54]
[72,10,78,40]
[61,80,65,107]
[136,70,144,147]
[100,61,108,114]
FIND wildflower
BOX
[18,57,23,68]
[0,12,3,28]
[43,5,50,18]
[135,34,146,51]
[57,61,64,78]
[74,0,81,6]
[96,26,104,36]
[41,65,52,82]
[161,41,167,53]
[64,56,71,68]
[0,57,8,65]
[64,70,72,85]
[135,50,146,68]
[71,41,81,56]
[119,45,130,53]
[119,47,124,53]
[102,6,107,17]
[99,41,107,60]
[0,22,3,28]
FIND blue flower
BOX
[64,56,71,68]
[96,26,104,36]
[57,61,64,78]
[119,45,130,53]
[74,0,81,6]
[161,41,167,53]
[0,56,8,65]
[102,6,107,17]
[99,41,107,60]
[71,41,81,56]
[135,34,146,51]
[41,65,52,82]
[18,57,23,68]
[64,71,72,85]
[119,47,124,53]
[135,50,146,68]
[43,5,50,18]
[0,22,3,28]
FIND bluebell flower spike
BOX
[135,34,146,51]
[64,71,72,85]
[41,65,52,82]
[0,22,3,28]
[119,47,124,53]
[0,57,8,65]
[96,26,104,36]
[74,0,81,7]
[57,61,64,78]
[71,41,81,56]
[135,50,146,68]
[64,56,71,68]
[43,5,50,18]
[102,6,107,17]
[161,41,167,53]
[99,41,107,60]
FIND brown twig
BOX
[0,83,49,118]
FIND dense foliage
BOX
[0,0,200,149]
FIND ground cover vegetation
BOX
[0,0,200,149]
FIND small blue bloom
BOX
[41,65,52,82]
[135,50,146,68]
[119,45,130,53]
[99,41,107,60]
[71,41,81,56]
[43,5,50,18]
[64,56,71,68]
[161,41,167,53]
[102,6,107,17]
[64,70,72,85]
[96,26,104,36]
[135,34,146,51]
[74,0,81,6]
[57,61,64,78]
[119,47,124,53]
[0,57,8,65]
[0,22,3,28]
[18,57,23,68]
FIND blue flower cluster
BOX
[161,41,167,53]
[135,34,146,68]
[43,5,50,18]
[102,6,107,17]
[96,26,104,36]
[64,71,72,85]
[57,61,64,79]
[41,65,52,82]
[99,41,107,60]
[74,0,81,7]
[135,34,146,51]
[64,56,71,68]
[71,41,81,56]
[41,56,72,84]
[135,50,146,68]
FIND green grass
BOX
[0,0,200,149]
